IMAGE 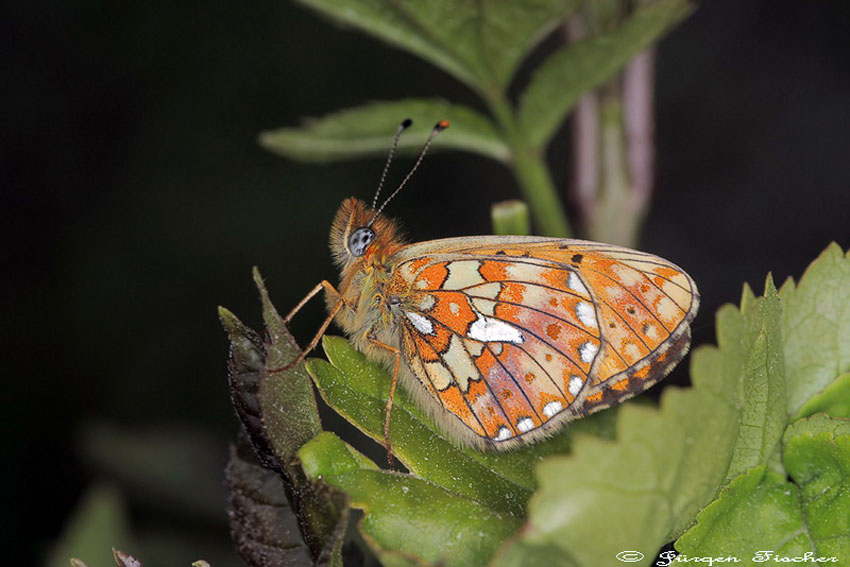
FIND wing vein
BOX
[510,343,568,400]
[417,317,517,435]
[585,268,673,333]
[486,344,543,423]
[428,288,597,337]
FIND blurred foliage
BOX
[262,0,692,237]
[490,200,532,236]
[48,485,132,567]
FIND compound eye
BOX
[348,227,375,257]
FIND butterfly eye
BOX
[348,227,375,257]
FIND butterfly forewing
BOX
[388,237,699,448]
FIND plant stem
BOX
[487,93,572,237]
[564,2,657,247]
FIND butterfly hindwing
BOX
[389,237,699,448]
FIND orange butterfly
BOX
[284,120,699,453]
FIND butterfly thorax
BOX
[327,198,408,353]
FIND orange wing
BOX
[387,238,699,449]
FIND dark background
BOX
[4,0,849,564]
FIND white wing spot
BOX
[543,400,563,418]
[643,323,659,340]
[517,417,534,433]
[443,260,484,289]
[405,311,434,335]
[567,272,588,295]
[575,301,597,328]
[579,341,598,364]
[612,264,641,286]
[449,302,461,316]
[568,375,583,396]
[417,294,436,310]
[494,426,512,441]
[468,315,524,344]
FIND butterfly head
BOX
[329,197,404,269]
[328,119,447,271]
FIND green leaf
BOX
[689,279,787,481]
[494,279,787,566]
[47,484,133,567]
[491,200,531,236]
[724,278,787,479]
[299,432,523,567]
[780,243,850,417]
[307,336,616,518]
[519,0,692,149]
[294,0,579,91]
[259,100,509,163]
[678,414,850,560]
[783,416,850,559]
[784,412,850,440]
[795,372,850,420]
[674,466,810,559]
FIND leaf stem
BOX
[488,94,572,237]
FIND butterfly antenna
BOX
[369,120,449,226]
[371,118,413,212]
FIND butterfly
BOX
[283,119,699,453]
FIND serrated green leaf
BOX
[491,200,531,236]
[307,336,617,519]
[295,0,579,91]
[726,277,787,479]
[519,0,692,149]
[495,389,733,567]
[260,100,509,163]
[674,466,810,559]
[784,412,850,440]
[495,280,787,566]
[47,484,132,567]
[780,243,850,416]
[678,414,850,560]
[299,432,523,567]
[795,372,850,420]
[688,278,787,481]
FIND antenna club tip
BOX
[435,120,450,131]
[401,118,413,129]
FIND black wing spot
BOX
[627,306,637,315]
[495,250,507,256]
[571,254,584,264]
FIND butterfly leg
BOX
[273,298,344,372]
[271,281,345,372]
[283,280,340,324]
[369,338,401,468]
